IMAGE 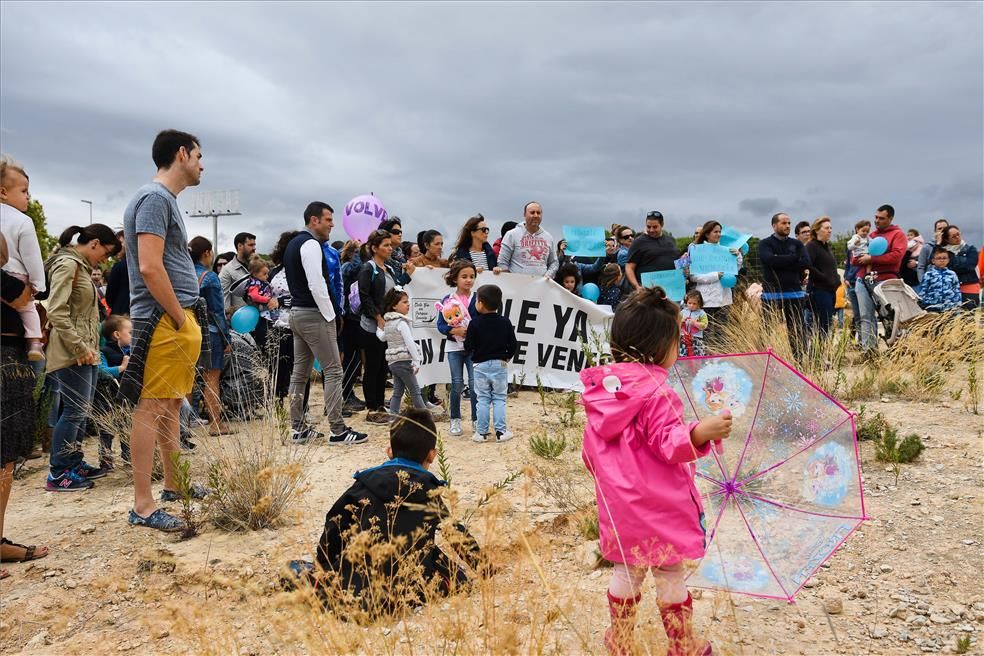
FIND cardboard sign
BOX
[562,225,607,257]
[641,269,687,302]
[690,243,739,275]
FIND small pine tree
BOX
[24,199,59,260]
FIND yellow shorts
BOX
[141,309,202,399]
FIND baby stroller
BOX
[221,331,267,420]
[866,277,926,346]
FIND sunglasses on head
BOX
[646,211,663,221]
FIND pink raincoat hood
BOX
[581,361,671,442]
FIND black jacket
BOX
[316,459,481,613]
[805,240,840,292]
[104,257,130,316]
[464,313,518,364]
[759,235,810,294]
[357,260,410,324]
[1,270,26,343]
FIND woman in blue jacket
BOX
[451,215,499,273]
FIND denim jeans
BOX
[447,350,476,421]
[474,360,508,435]
[810,289,835,337]
[388,360,426,415]
[854,278,882,352]
[49,365,97,473]
[846,282,860,335]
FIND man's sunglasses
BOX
[646,211,663,221]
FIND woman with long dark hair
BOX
[358,230,413,423]
[941,225,980,309]
[452,215,500,273]
[44,224,118,491]
[410,230,448,268]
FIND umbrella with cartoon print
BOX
[667,351,868,600]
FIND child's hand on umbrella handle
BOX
[693,411,732,450]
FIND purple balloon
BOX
[343,194,388,242]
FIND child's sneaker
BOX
[495,430,514,443]
[471,432,487,443]
[449,419,463,436]
[46,469,94,492]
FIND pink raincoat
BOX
[581,361,711,567]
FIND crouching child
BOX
[286,408,486,619]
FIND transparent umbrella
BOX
[668,351,868,601]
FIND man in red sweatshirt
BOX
[852,204,907,354]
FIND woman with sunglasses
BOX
[452,215,500,273]
[378,218,405,267]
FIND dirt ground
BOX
[0,382,981,655]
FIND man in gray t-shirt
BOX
[122,129,206,534]
[123,182,200,318]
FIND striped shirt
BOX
[469,250,489,271]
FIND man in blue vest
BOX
[283,201,368,445]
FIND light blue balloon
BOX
[231,305,260,333]
[740,242,749,255]
[869,236,888,257]
[581,282,600,302]
[313,359,322,373]
[720,273,738,289]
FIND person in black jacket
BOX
[805,217,840,337]
[358,230,413,423]
[305,409,484,618]
[758,212,811,356]
[103,231,130,316]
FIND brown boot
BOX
[658,593,712,656]
[604,590,641,656]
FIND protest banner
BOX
[690,243,739,275]
[718,225,752,250]
[406,269,612,391]
[562,225,607,257]
[640,269,687,302]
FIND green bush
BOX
[529,431,567,459]
[875,429,924,464]
[856,404,892,441]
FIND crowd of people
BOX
[0,129,980,653]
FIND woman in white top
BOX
[686,220,743,339]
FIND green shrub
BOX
[576,513,600,541]
[529,431,567,459]
[856,404,892,441]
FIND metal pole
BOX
[213,215,218,254]
[81,199,92,224]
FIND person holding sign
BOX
[686,221,743,337]
[625,210,680,290]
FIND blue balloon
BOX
[720,273,738,289]
[581,282,600,303]
[313,359,322,373]
[231,305,260,333]
[740,242,749,255]
[869,236,888,257]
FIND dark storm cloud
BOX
[1,1,980,252]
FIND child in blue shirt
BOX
[919,247,962,312]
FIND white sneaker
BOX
[426,401,444,417]
[495,430,514,443]
[449,419,462,436]
[471,432,487,443]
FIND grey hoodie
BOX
[498,224,559,277]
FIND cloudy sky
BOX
[2,2,981,253]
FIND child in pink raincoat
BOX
[581,286,732,656]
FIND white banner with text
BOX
[405,269,613,391]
